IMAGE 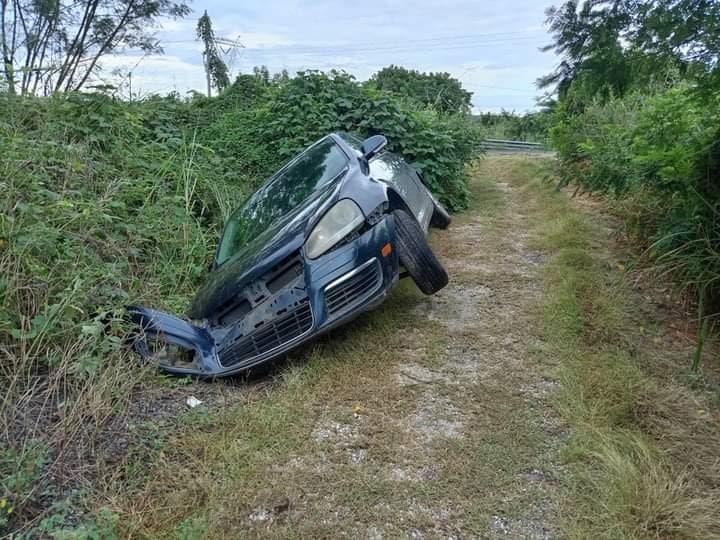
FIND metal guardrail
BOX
[481,138,548,153]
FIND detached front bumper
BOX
[128,216,399,377]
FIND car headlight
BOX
[305,199,365,259]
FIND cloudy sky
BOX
[101,0,559,112]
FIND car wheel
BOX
[393,210,449,295]
[430,199,452,229]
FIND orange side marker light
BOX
[381,243,392,257]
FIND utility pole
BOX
[203,47,212,97]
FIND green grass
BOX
[507,158,720,539]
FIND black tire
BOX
[430,199,452,229]
[393,210,449,295]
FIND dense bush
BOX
[550,85,720,323]
[540,0,720,354]
[474,110,552,143]
[369,65,473,114]
[206,71,482,210]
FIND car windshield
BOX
[216,138,350,265]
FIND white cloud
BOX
[92,0,559,108]
[96,54,206,96]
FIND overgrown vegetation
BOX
[369,65,473,114]
[512,157,720,539]
[0,68,482,534]
[541,0,720,366]
[473,110,552,142]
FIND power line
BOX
[159,29,542,49]
[472,84,535,93]
[243,38,541,57]
[120,30,544,98]
[157,35,543,61]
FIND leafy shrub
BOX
[369,65,473,114]
[195,71,482,209]
[551,92,642,193]
[247,71,482,209]
[550,84,720,350]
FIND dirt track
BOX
[237,156,568,537]
[408,159,566,538]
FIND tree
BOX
[539,0,720,100]
[0,0,190,95]
[196,10,229,97]
[271,68,290,85]
[634,0,720,90]
[252,64,270,85]
[538,0,635,100]
[371,65,473,114]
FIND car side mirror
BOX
[361,134,387,161]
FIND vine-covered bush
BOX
[205,71,483,210]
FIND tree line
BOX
[0,0,190,94]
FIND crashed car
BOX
[128,132,451,377]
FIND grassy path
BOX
[98,155,719,539]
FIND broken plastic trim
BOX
[127,306,218,375]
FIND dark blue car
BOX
[128,132,451,377]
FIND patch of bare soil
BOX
[97,377,258,465]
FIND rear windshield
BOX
[216,138,349,265]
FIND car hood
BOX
[188,181,340,319]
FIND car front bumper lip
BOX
[128,216,399,377]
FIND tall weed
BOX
[550,85,720,367]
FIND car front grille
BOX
[211,251,304,327]
[219,299,313,368]
[325,259,382,317]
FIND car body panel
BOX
[188,179,339,320]
[128,132,439,377]
[368,152,434,231]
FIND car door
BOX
[368,152,434,231]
